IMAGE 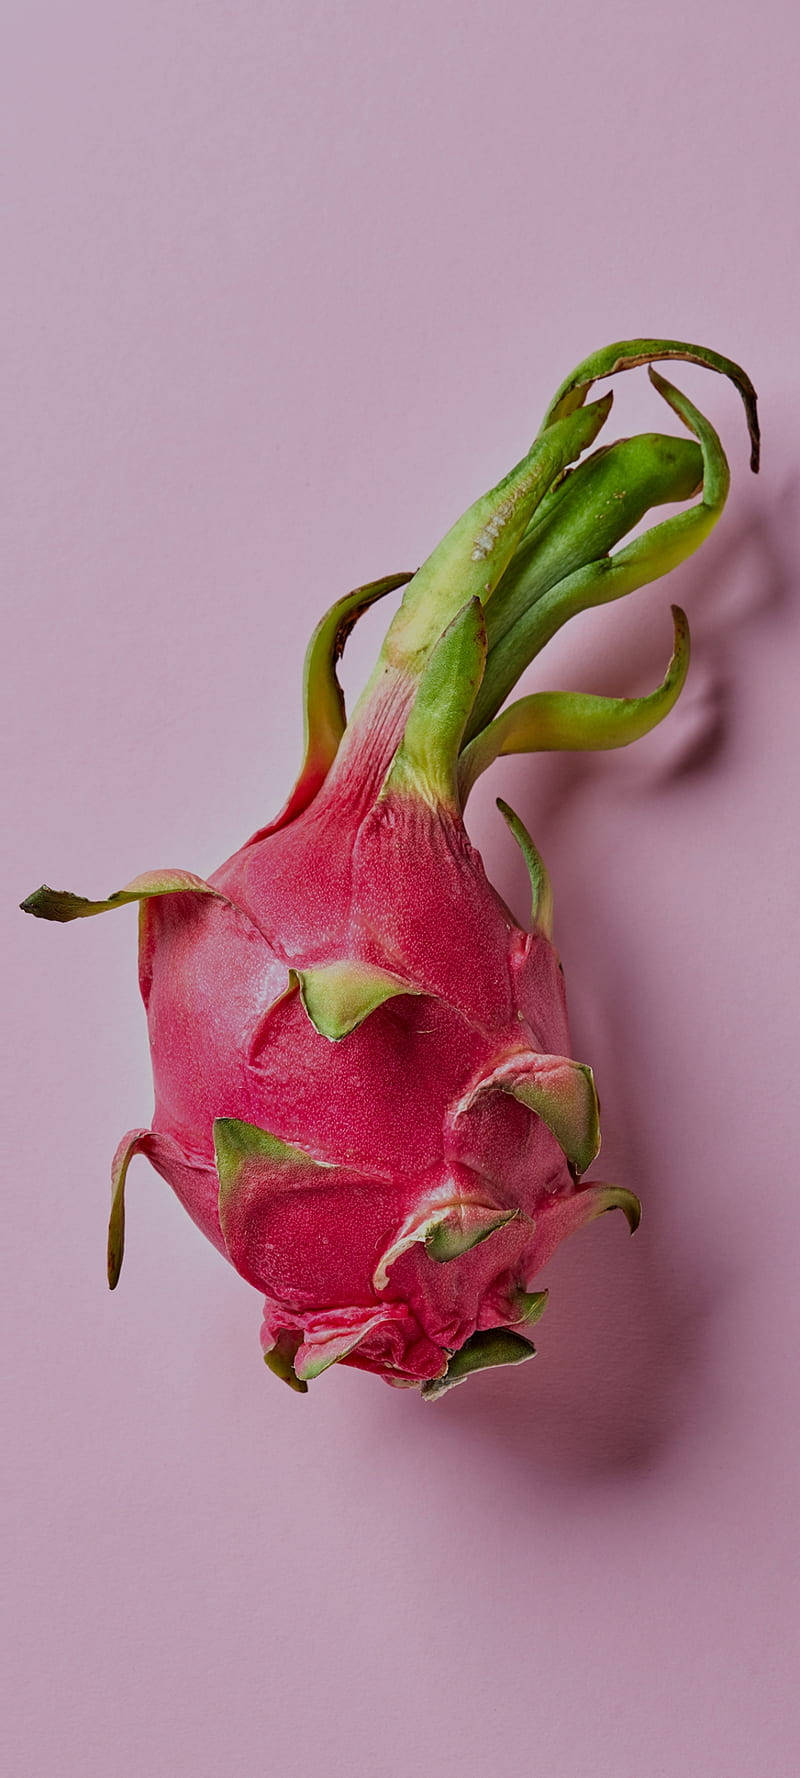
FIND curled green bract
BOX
[466,366,733,738]
[285,336,758,806]
[459,606,691,799]
[540,336,759,470]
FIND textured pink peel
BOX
[454,1049,601,1179]
[22,337,757,1397]
[372,1194,520,1290]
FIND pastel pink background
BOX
[4,4,798,1775]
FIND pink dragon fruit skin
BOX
[22,340,759,1397]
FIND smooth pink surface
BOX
[4,4,798,1774]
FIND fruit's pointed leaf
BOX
[469,429,703,737]
[543,372,729,614]
[108,1129,148,1289]
[421,1328,537,1401]
[263,1330,309,1394]
[383,598,487,810]
[511,1288,550,1327]
[257,572,413,838]
[380,397,613,666]
[534,1182,642,1274]
[589,1184,642,1233]
[21,870,222,924]
[373,1199,518,1290]
[426,1204,518,1261]
[296,960,420,1040]
[294,1310,391,1382]
[461,606,690,793]
[108,1127,206,1288]
[508,1057,600,1178]
[213,1117,402,1305]
[513,431,703,572]
[214,1117,331,1276]
[540,336,759,472]
[300,573,413,776]
[460,1051,601,1177]
[214,1116,319,1218]
[494,798,553,939]
[648,369,729,502]
[474,372,731,725]
[590,369,731,586]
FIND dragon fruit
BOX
[23,338,758,1397]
